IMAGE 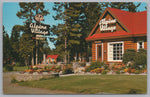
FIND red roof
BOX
[47,55,58,59]
[86,8,147,40]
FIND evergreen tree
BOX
[52,3,83,63]
[10,25,24,63]
[101,2,141,12]
[16,2,50,65]
[3,26,12,65]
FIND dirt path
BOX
[3,72,75,94]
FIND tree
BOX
[79,3,103,61]
[10,25,24,62]
[101,2,141,12]
[16,2,50,65]
[3,26,12,65]
[17,2,49,23]
[52,3,83,63]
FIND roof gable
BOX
[86,8,147,41]
[88,7,130,37]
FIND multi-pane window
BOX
[113,43,123,60]
[108,42,123,61]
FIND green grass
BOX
[18,75,147,94]
[13,66,28,71]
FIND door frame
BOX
[96,43,103,61]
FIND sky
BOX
[3,2,147,49]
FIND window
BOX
[137,41,144,50]
[112,43,122,60]
[108,42,124,61]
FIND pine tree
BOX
[101,2,141,12]
[3,26,12,65]
[52,3,83,63]
[16,2,50,65]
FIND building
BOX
[86,8,147,64]
[46,55,59,63]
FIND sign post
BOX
[29,14,50,65]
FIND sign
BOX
[99,18,116,32]
[36,35,46,40]
[34,14,44,22]
[29,23,50,35]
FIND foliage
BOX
[85,61,104,72]
[13,66,28,71]
[135,49,147,66]
[4,65,13,71]
[101,70,107,74]
[11,78,19,83]
[79,62,86,67]
[101,2,141,12]
[116,70,120,74]
[123,49,136,64]
[3,26,13,66]
[15,62,24,67]
[62,67,74,74]
[135,70,140,74]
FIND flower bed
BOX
[85,62,147,75]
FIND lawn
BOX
[18,75,147,94]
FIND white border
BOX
[107,41,124,62]
[0,0,150,97]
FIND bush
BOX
[4,64,13,71]
[11,78,18,83]
[116,70,120,74]
[135,49,147,66]
[80,62,86,67]
[62,67,73,74]
[85,61,104,72]
[15,62,24,67]
[123,49,136,64]
[101,70,107,75]
[135,70,140,74]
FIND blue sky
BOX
[3,2,147,49]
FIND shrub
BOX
[15,62,24,67]
[116,70,120,74]
[120,70,125,74]
[62,67,73,74]
[101,70,107,74]
[4,64,13,71]
[11,78,18,83]
[135,70,140,74]
[85,61,104,72]
[123,49,136,64]
[135,49,147,66]
[80,62,86,67]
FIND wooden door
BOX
[97,45,102,61]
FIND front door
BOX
[97,44,102,61]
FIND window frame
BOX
[137,41,144,50]
[107,41,124,62]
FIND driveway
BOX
[3,72,74,94]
